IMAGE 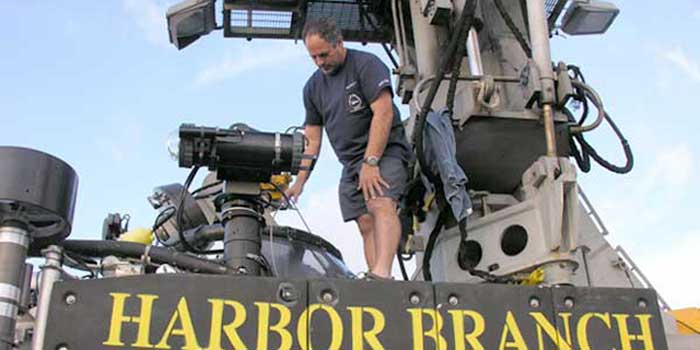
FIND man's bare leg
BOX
[366,197,400,278]
[356,214,376,270]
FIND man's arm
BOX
[286,124,322,202]
[358,89,394,201]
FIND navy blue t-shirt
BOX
[303,49,411,169]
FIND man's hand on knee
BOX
[358,163,390,201]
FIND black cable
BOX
[413,0,478,183]
[152,206,177,247]
[62,240,234,274]
[494,0,532,58]
[422,211,447,281]
[397,247,409,281]
[176,167,213,254]
[191,180,223,196]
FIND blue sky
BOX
[1,1,698,308]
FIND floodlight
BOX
[561,0,619,35]
[167,0,217,50]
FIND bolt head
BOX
[321,291,334,304]
[638,299,648,308]
[448,295,459,306]
[410,293,421,305]
[564,297,575,308]
[65,294,76,305]
[529,297,540,308]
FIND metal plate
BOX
[42,276,669,349]
[44,274,307,350]
[552,286,669,350]
[436,283,557,350]
[307,279,436,350]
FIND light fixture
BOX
[167,0,217,50]
[560,0,620,35]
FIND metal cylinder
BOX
[409,0,441,79]
[526,0,555,103]
[30,245,63,350]
[466,28,484,76]
[543,104,558,157]
[221,200,263,276]
[0,225,30,350]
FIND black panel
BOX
[307,279,437,350]
[455,117,571,193]
[551,287,669,350]
[44,275,308,350]
[436,283,557,350]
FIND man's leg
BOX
[366,197,401,278]
[355,214,376,270]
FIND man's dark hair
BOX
[302,17,342,46]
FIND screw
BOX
[65,294,76,305]
[529,297,540,308]
[280,287,297,303]
[57,346,69,350]
[638,299,648,308]
[448,295,459,306]
[410,293,421,305]
[321,291,334,304]
[564,297,575,309]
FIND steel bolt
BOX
[529,297,540,308]
[564,297,575,309]
[448,295,459,306]
[280,287,297,303]
[638,298,648,308]
[410,293,421,305]
[65,294,77,305]
[321,291,334,304]
[57,346,69,350]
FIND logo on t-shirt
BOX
[348,93,364,113]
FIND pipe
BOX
[569,80,605,134]
[409,0,441,78]
[221,200,264,275]
[390,0,406,67]
[543,104,558,157]
[526,0,555,104]
[466,28,483,76]
[61,240,234,275]
[31,245,63,350]
[0,225,30,350]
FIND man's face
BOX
[305,34,345,75]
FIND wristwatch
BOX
[364,155,380,166]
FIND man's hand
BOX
[358,163,390,202]
[285,182,304,205]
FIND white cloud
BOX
[122,0,174,47]
[635,232,700,308]
[661,46,700,83]
[194,43,306,87]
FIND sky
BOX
[1,1,698,309]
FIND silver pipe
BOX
[569,80,606,134]
[409,0,440,78]
[466,28,484,76]
[0,225,30,350]
[526,0,555,103]
[397,0,410,64]
[391,0,406,67]
[31,245,63,350]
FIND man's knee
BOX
[366,197,397,217]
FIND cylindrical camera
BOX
[178,124,305,182]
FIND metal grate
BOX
[224,0,391,42]
[229,10,294,36]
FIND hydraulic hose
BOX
[569,80,605,134]
[411,0,478,176]
[61,240,235,275]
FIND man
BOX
[285,18,412,279]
